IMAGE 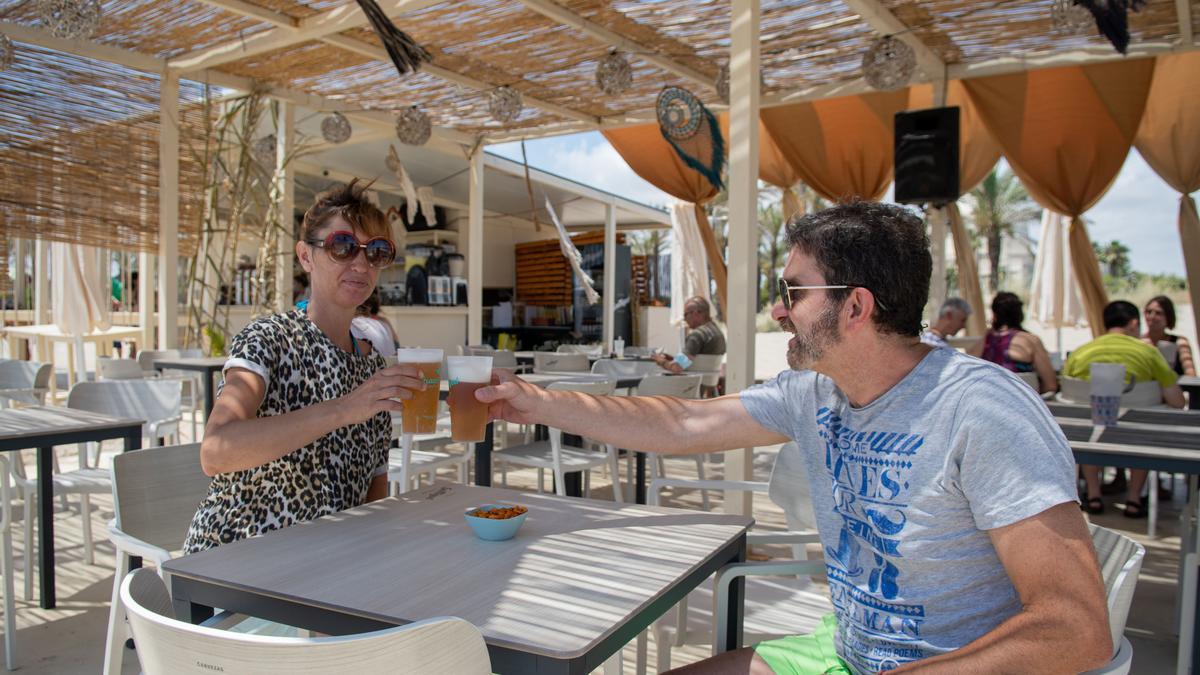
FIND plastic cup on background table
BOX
[395,348,444,434]
[446,355,493,442]
[1089,362,1126,428]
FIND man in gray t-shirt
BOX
[480,201,1111,674]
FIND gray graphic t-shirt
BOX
[741,348,1077,673]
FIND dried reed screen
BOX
[0,43,205,255]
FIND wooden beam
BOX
[190,0,298,28]
[468,145,485,345]
[1176,0,1193,46]
[517,0,715,91]
[168,0,444,72]
[841,0,945,80]
[0,20,161,71]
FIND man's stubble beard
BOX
[784,300,841,371]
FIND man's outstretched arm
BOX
[890,502,1112,674]
[476,369,789,456]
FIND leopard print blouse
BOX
[183,310,390,553]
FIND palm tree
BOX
[963,167,1037,293]
[1096,240,1132,278]
[759,200,785,309]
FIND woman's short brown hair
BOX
[301,178,391,242]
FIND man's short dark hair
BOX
[785,200,930,336]
[1103,300,1140,330]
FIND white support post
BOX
[158,70,180,349]
[724,0,761,517]
[928,207,948,324]
[603,203,617,351]
[13,238,27,313]
[467,144,484,346]
[138,252,155,351]
[34,238,49,325]
[275,101,295,313]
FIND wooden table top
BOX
[165,483,752,659]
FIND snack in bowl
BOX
[464,503,528,541]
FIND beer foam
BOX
[447,356,493,383]
[394,348,444,363]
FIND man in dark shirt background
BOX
[654,295,726,375]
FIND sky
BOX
[493,131,1192,278]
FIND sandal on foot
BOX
[1081,497,1104,514]
[1123,499,1148,519]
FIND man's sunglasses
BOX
[306,231,396,268]
[777,278,889,312]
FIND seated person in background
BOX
[920,296,972,349]
[351,289,399,357]
[654,295,726,374]
[968,292,1057,394]
[1064,300,1185,518]
[1143,295,1195,377]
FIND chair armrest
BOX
[713,559,828,654]
[106,519,173,567]
[648,477,768,506]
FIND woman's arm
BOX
[1029,336,1058,394]
[1178,336,1196,377]
[200,365,424,476]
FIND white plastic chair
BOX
[68,380,183,447]
[1016,371,1040,391]
[0,456,17,670]
[1081,524,1144,675]
[494,380,623,500]
[135,349,181,376]
[532,352,590,373]
[687,354,723,393]
[557,344,604,358]
[119,568,492,675]
[138,349,203,439]
[1058,376,1164,409]
[634,375,710,508]
[98,357,151,381]
[591,358,662,380]
[0,360,51,408]
[103,442,212,675]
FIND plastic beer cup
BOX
[395,348,443,434]
[446,356,493,442]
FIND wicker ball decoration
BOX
[1051,0,1093,34]
[385,151,400,174]
[861,36,916,91]
[253,135,277,167]
[394,106,431,146]
[489,86,523,123]
[595,51,633,96]
[320,112,352,144]
[656,86,703,141]
[35,0,102,40]
[0,34,13,72]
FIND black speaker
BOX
[894,107,960,205]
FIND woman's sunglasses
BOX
[306,231,396,268]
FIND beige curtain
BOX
[909,81,1003,336]
[759,90,910,203]
[719,115,805,219]
[1134,52,1200,343]
[604,125,727,313]
[963,59,1156,334]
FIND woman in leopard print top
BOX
[184,180,424,553]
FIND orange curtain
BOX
[1135,52,1200,344]
[759,90,909,203]
[603,125,727,312]
[718,115,804,220]
[908,81,1002,337]
[963,59,1156,334]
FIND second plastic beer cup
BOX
[446,355,493,442]
[395,348,443,434]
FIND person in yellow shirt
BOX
[1064,300,1185,517]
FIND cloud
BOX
[490,132,672,209]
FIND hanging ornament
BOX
[489,86,523,123]
[1051,0,1093,34]
[253,135,277,167]
[35,0,102,40]
[655,86,724,191]
[861,36,916,91]
[320,112,352,144]
[394,106,431,145]
[595,50,633,96]
[0,34,13,72]
[385,151,400,174]
[1072,0,1148,54]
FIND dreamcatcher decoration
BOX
[656,86,724,192]
[1051,0,1093,34]
[1071,0,1148,53]
[0,34,13,72]
[35,0,102,40]
[861,36,915,91]
[489,86,523,123]
[545,196,600,305]
[395,106,432,145]
[353,0,430,76]
[595,50,633,96]
[320,112,352,144]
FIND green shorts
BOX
[753,614,852,675]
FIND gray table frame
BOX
[0,407,142,608]
[152,357,227,419]
[165,485,749,674]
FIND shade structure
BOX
[51,242,112,382]
[1028,210,1087,354]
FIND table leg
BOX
[474,422,493,487]
[635,451,647,504]
[36,446,54,609]
[124,428,142,453]
[717,536,747,653]
[203,371,216,419]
